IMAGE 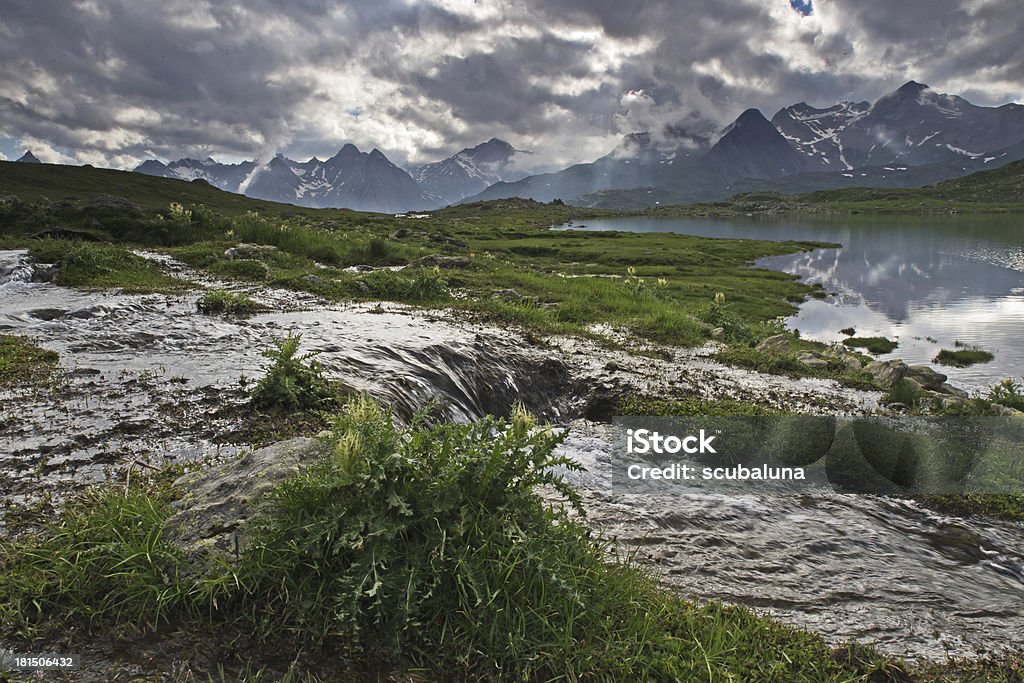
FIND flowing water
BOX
[2,248,1023,660]
[574,215,1024,391]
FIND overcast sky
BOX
[1,0,1021,171]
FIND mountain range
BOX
[120,81,1024,211]
[478,82,1024,208]
[133,138,524,213]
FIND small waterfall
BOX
[0,250,35,287]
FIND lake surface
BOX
[575,216,1024,391]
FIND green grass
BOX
[881,378,923,408]
[0,397,902,681]
[617,394,785,416]
[843,336,898,354]
[197,289,266,316]
[643,160,1024,216]
[1,167,832,349]
[712,343,880,391]
[25,240,186,293]
[0,335,59,388]
[934,347,995,367]
[918,494,1024,522]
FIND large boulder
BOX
[224,243,279,260]
[409,254,470,269]
[796,351,830,369]
[864,359,908,388]
[164,437,327,567]
[904,365,948,391]
[756,333,793,354]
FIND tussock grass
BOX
[0,334,59,388]
[26,240,186,293]
[843,336,898,354]
[934,347,994,367]
[197,289,265,316]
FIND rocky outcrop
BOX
[756,333,792,354]
[864,359,908,388]
[164,437,327,567]
[904,365,947,390]
[409,254,470,269]
[224,243,279,260]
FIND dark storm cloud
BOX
[0,0,1020,169]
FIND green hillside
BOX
[808,158,1024,205]
[647,159,1024,217]
[0,160,357,217]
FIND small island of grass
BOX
[842,336,898,354]
[934,346,995,367]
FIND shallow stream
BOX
[2,249,1022,660]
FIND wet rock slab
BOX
[165,437,327,565]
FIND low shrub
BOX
[197,289,265,316]
[0,397,898,680]
[249,334,340,414]
[988,377,1024,411]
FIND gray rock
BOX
[428,233,468,248]
[900,377,926,394]
[756,333,793,354]
[904,365,947,390]
[164,437,328,567]
[224,243,279,260]
[302,274,326,286]
[840,355,863,372]
[935,396,968,412]
[938,382,969,398]
[864,359,907,387]
[355,279,371,294]
[409,254,471,269]
[992,404,1024,417]
[796,351,830,369]
[492,288,524,302]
